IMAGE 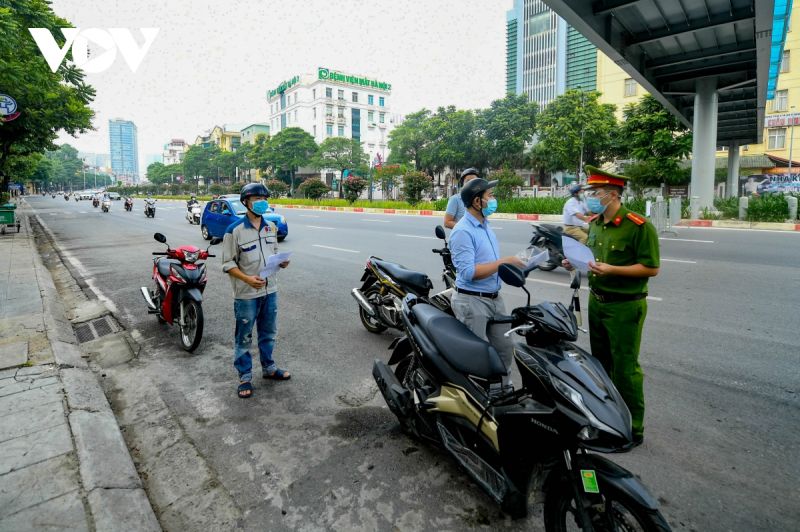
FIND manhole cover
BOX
[73,316,119,344]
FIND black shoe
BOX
[631,434,644,447]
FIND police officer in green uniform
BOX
[565,165,660,446]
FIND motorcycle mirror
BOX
[498,264,526,288]
[153,233,167,243]
[570,270,582,289]
[209,237,223,245]
[435,225,446,240]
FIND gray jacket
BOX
[221,215,279,299]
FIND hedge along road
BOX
[26,195,800,531]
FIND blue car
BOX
[200,195,288,241]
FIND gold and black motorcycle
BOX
[373,264,670,531]
[351,226,455,333]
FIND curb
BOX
[270,203,800,231]
[25,202,160,531]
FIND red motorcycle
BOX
[140,232,221,351]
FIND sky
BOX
[50,0,513,171]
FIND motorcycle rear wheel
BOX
[180,300,204,352]
[358,286,387,333]
[544,479,670,532]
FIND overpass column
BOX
[726,141,740,198]
[690,78,719,209]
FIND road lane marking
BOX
[299,214,320,218]
[661,258,697,264]
[659,237,714,243]
[396,234,437,240]
[364,219,391,223]
[525,278,663,302]
[305,225,335,230]
[313,244,359,253]
[79,211,87,214]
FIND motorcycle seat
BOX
[373,259,431,296]
[156,258,181,278]
[537,224,563,240]
[410,303,506,380]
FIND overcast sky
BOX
[51,0,512,169]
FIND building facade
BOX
[108,119,139,182]
[266,67,397,168]
[240,123,270,145]
[162,139,187,165]
[195,125,241,152]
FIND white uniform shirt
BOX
[563,197,588,227]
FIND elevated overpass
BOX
[544,0,792,207]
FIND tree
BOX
[296,179,329,199]
[536,90,618,176]
[619,94,693,191]
[479,94,538,169]
[490,168,525,201]
[183,145,220,190]
[265,179,289,197]
[265,128,318,195]
[342,175,368,203]
[421,106,486,177]
[387,109,431,169]
[375,164,405,198]
[0,1,95,196]
[402,170,433,205]
[146,162,168,184]
[313,137,368,198]
[212,150,240,182]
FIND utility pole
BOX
[789,106,796,177]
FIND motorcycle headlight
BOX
[552,377,622,439]
[183,250,199,263]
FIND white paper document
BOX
[562,237,595,273]
[259,252,292,279]
[527,248,550,269]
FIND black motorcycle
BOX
[372,265,670,530]
[124,198,133,212]
[352,227,454,334]
[529,223,567,271]
[144,199,156,218]
[432,225,456,290]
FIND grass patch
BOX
[269,198,437,210]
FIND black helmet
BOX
[459,167,480,187]
[568,184,582,196]
[240,182,270,204]
[460,178,498,209]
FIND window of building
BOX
[326,124,333,136]
[368,94,374,105]
[379,96,385,107]
[294,109,298,121]
[313,107,317,119]
[368,110,374,122]
[313,88,316,99]
[624,78,637,97]
[781,50,790,73]
[338,106,344,118]
[338,89,344,100]
[768,127,787,149]
[379,112,385,123]
[352,92,358,103]
[313,125,317,136]
[774,89,789,112]
[338,125,344,136]
[326,87,332,98]
[368,143,375,150]
[326,104,333,116]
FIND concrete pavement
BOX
[0,200,159,532]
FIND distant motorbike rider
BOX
[187,195,199,212]
[562,183,592,244]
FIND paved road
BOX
[26,196,800,531]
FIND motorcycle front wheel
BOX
[544,479,670,532]
[180,300,204,352]
[358,286,387,333]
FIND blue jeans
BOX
[233,293,278,382]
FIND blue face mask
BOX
[585,197,607,214]
[251,200,269,215]
[482,198,498,217]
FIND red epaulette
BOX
[626,212,646,226]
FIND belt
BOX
[455,287,499,299]
[590,290,647,303]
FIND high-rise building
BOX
[109,119,139,182]
[266,67,398,168]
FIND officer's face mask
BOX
[250,199,269,215]
[585,189,610,214]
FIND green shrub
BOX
[497,196,566,214]
[342,176,368,204]
[747,194,789,222]
[714,197,739,219]
[296,179,330,200]
[265,179,289,197]
[269,198,435,209]
[491,169,525,201]
[402,171,433,206]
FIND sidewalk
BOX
[0,201,159,531]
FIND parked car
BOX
[200,195,288,241]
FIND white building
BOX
[267,67,400,174]
[162,139,187,165]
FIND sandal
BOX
[263,368,291,380]
[237,381,253,398]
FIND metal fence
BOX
[650,199,669,234]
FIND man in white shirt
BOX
[562,183,591,243]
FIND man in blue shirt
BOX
[450,178,525,386]
[444,168,480,229]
